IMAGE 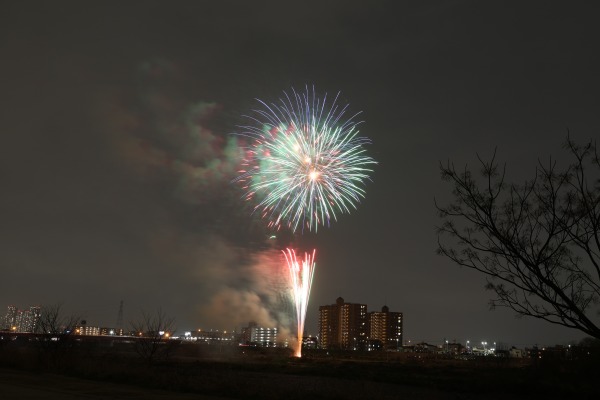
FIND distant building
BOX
[318,300,340,349]
[3,305,41,333]
[319,297,367,349]
[189,329,236,345]
[318,303,338,349]
[240,322,278,347]
[240,323,254,345]
[2,305,17,330]
[368,305,403,351]
[25,306,41,333]
[251,326,277,347]
[302,335,318,349]
[509,347,524,358]
[445,342,463,355]
[72,322,123,336]
[99,327,121,336]
[413,342,437,353]
[75,325,101,336]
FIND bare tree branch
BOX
[35,304,81,369]
[130,308,176,364]
[436,138,600,339]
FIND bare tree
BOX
[36,304,80,335]
[35,304,81,369]
[436,138,600,339]
[130,308,176,364]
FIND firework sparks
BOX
[235,86,375,233]
[283,248,316,358]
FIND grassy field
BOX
[0,339,598,399]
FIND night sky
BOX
[2,1,599,347]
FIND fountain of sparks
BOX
[283,248,316,357]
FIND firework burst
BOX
[283,248,316,358]
[235,86,375,233]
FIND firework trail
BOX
[234,87,374,357]
[282,248,316,357]
[235,86,375,233]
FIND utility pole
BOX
[115,300,124,335]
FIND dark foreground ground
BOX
[0,368,214,400]
[1,340,598,400]
[0,366,480,400]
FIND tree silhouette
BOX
[130,308,176,364]
[35,304,80,369]
[437,137,600,339]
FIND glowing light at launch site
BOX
[283,248,316,358]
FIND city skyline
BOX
[2,305,41,333]
[1,1,599,348]
[0,299,545,349]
